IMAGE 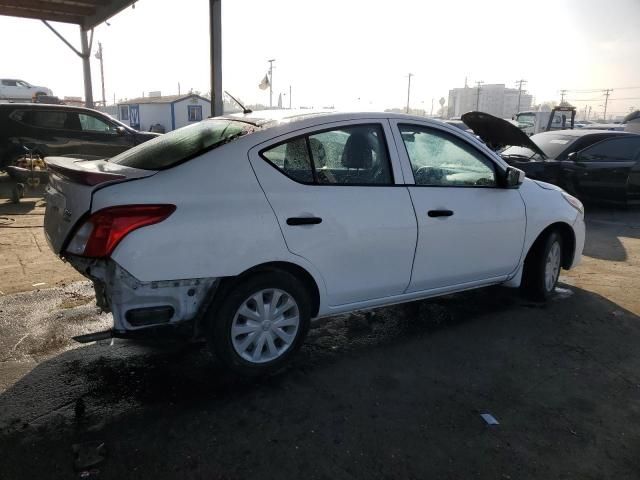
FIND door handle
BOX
[428,209,454,218]
[286,217,323,226]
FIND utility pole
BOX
[560,89,568,105]
[515,79,527,114]
[475,80,484,110]
[268,59,275,108]
[587,105,592,120]
[406,73,413,113]
[289,85,292,109]
[603,89,612,121]
[95,42,106,106]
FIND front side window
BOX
[188,105,203,122]
[2,79,17,87]
[579,137,640,162]
[79,113,117,133]
[119,105,129,121]
[261,124,393,185]
[399,124,496,187]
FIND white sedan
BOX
[44,111,585,375]
[0,78,52,100]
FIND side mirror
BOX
[116,126,127,135]
[567,151,577,161]
[505,166,525,188]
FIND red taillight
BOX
[67,205,176,258]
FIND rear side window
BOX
[261,124,393,185]
[110,119,255,170]
[10,109,73,129]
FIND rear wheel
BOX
[207,271,311,376]
[522,231,563,300]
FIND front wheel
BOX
[522,231,563,300]
[207,271,311,376]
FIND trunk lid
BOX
[44,157,156,254]
[461,111,547,158]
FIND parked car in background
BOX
[463,111,640,205]
[0,103,159,170]
[44,110,584,375]
[0,78,52,101]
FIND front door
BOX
[392,122,526,292]
[563,136,640,203]
[249,121,417,306]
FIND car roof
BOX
[222,109,454,129]
[533,129,636,138]
[0,102,103,114]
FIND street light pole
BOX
[268,59,275,108]
[406,73,413,114]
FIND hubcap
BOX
[231,288,300,364]
[544,241,562,292]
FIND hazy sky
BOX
[1,0,639,117]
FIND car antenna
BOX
[224,91,252,114]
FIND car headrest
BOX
[341,133,372,169]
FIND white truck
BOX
[514,105,576,136]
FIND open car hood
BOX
[461,111,546,158]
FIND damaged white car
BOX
[44,111,585,375]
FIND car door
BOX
[563,136,640,203]
[248,120,418,307]
[1,79,19,99]
[74,111,136,158]
[390,121,526,292]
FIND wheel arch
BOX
[526,221,576,269]
[199,261,322,336]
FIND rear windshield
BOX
[110,119,256,170]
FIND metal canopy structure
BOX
[0,0,223,116]
[0,0,136,30]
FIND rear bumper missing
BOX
[66,255,218,335]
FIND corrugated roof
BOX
[117,94,211,105]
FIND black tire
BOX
[521,231,563,301]
[207,271,311,376]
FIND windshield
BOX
[515,113,536,127]
[110,119,256,170]
[502,133,577,160]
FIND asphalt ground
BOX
[0,196,639,479]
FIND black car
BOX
[0,103,159,170]
[462,111,640,205]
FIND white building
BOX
[117,93,211,132]
[447,84,532,119]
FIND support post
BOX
[80,27,94,108]
[209,0,223,116]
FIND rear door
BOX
[249,120,418,307]
[391,121,526,291]
[564,136,640,202]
